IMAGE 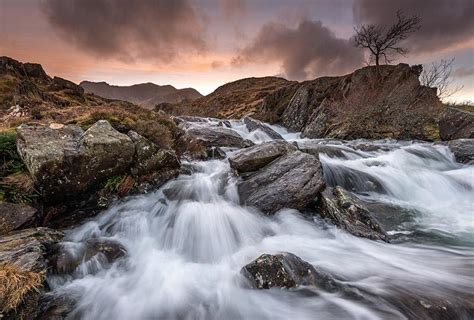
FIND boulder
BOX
[0,202,38,235]
[127,130,180,176]
[229,141,297,173]
[316,186,389,242]
[49,76,84,96]
[298,141,364,159]
[0,227,63,319]
[241,252,343,292]
[237,150,325,214]
[51,238,126,274]
[16,120,135,200]
[280,64,443,140]
[439,107,474,140]
[187,126,254,148]
[243,116,283,140]
[447,139,474,164]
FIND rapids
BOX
[47,118,474,319]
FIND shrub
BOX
[0,131,25,177]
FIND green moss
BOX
[424,122,440,141]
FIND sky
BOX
[1,0,473,100]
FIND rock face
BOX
[237,150,325,214]
[243,116,283,140]
[187,126,254,148]
[279,64,443,140]
[316,186,389,242]
[447,139,474,164]
[0,227,63,319]
[49,76,84,96]
[439,107,474,140]
[127,130,180,176]
[0,202,38,235]
[17,120,135,199]
[229,141,297,173]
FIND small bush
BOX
[0,131,25,177]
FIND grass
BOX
[0,264,44,314]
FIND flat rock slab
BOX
[0,202,38,235]
[229,140,297,173]
[187,126,254,148]
[237,150,325,214]
[243,116,284,140]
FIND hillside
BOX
[166,76,293,118]
[80,81,202,109]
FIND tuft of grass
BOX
[0,264,44,314]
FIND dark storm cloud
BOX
[42,0,208,62]
[454,68,474,78]
[353,0,474,53]
[233,20,364,80]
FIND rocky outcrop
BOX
[316,186,389,242]
[237,150,325,214]
[447,139,474,164]
[0,202,38,235]
[127,130,180,176]
[243,116,283,140]
[278,64,443,140]
[49,77,84,96]
[228,141,297,173]
[0,227,63,319]
[186,126,254,149]
[17,121,135,200]
[439,107,474,140]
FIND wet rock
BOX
[51,238,126,274]
[37,295,76,320]
[206,146,227,159]
[316,186,390,242]
[0,202,38,235]
[237,150,325,214]
[241,252,344,292]
[298,142,364,159]
[439,107,474,140]
[229,140,297,173]
[446,139,474,164]
[243,116,283,140]
[0,228,63,319]
[17,120,135,200]
[127,130,180,176]
[187,126,254,148]
[49,76,84,96]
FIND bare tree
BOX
[354,10,421,68]
[420,58,463,99]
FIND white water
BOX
[48,119,474,319]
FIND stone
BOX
[187,126,254,148]
[439,107,474,140]
[243,116,283,140]
[49,76,84,96]
[447,139,474,164]
[228,140,297,173]
[237,150,325,214]
[0,202,38,235]
[316,186,390,242]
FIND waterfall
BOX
[47,119,474,320]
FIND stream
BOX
[47,119,474,319]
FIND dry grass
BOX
[1,172,34,193]
[117,175,135,197]
[0,263,44,313]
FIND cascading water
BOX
[47,119,474,319]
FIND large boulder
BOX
[0,202,38,235]
[447,139,474,164]
[186,126,254,148]
[229,141,297,173]
[243,116,283,140]
[241,252,343,292]
[16,121,135,200]
[49,76,84,96]
[0,227,63,319]
[280,64,443,140]
[237,150,325,214]
[316,186,390,242]
[127,130,180,176]
[439,107,474,140]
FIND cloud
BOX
[233,20,364,80]
[42,0,208,63]
[219,0,246,17]
[353,0,474,53]
[454,67,474,78]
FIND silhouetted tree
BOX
[420,58,463,99]
[354,10,421,68]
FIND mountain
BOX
[80,81,202,109]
